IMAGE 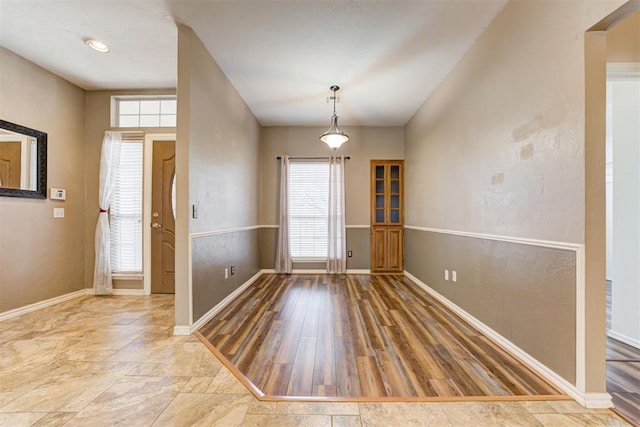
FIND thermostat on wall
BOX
[50,188,66,200]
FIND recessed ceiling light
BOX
[84,38,110,53]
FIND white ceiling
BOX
[0,0,506,126]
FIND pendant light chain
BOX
[332,86,337,116]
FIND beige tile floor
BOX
[0,295,631,426]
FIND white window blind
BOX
[110,141,143,273]
[288,160,332,260]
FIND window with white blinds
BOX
[288,160,334,260]
[110,141,143,273]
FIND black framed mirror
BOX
[0,119,47,199]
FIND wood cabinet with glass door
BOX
[370,160,404,273]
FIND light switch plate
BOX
[53,208,65,218]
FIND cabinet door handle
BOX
[151,223,162,229]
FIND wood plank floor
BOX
[199,274,563,400]
[606,280,640,425]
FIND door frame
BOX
[143,133,176,295]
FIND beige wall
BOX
[406,1,623,243]
[0,47,86,313]
[405,0,625,394]
[259,126,404,270]
[607,11,640,62]
[84,89,176,290]
[260,126,404,226]
[176,25,261,326]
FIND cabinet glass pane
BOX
[390,165,399,179]
[376,180,384,193]
[391,180,399,194]
[376,165,384,179]
[391,210,400,223]
[391,195,399,209]
[376,195,384,208]
[376,210,384,223]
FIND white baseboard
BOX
[347,269,371,274]
[264,269,371,275]
[112,289,145,296]
[607,329,640,350]
[173,325,191,336]
[191,270,265,333]
[292,269,327,274]
[579,393,615,409]
[404,271,612,409]
[0,289,89,322]
[294,269,371,274]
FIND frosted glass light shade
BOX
[320,113,349,150]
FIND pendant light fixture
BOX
[320,85,349,150]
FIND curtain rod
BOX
[276,156,350,160]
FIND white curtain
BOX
[275,155,292,273]
[327,156,346,273]
[93,131,122,294]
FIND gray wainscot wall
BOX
[404,227,577,385]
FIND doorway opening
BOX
[605,67,640,423]
[585,1,639,418]
[594,6,640,423]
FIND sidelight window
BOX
[110,140,143,273]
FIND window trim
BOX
[288,158,338,262]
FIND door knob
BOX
[151,222,162,229]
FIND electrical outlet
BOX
[444,269,449,281]
[230,265,235,276]
[224,268,229,279]
[53,208,65,218]
[347,250,353,257]
[452,270,457,282]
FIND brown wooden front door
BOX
[0,141,22,188]
[151,140,176,294]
